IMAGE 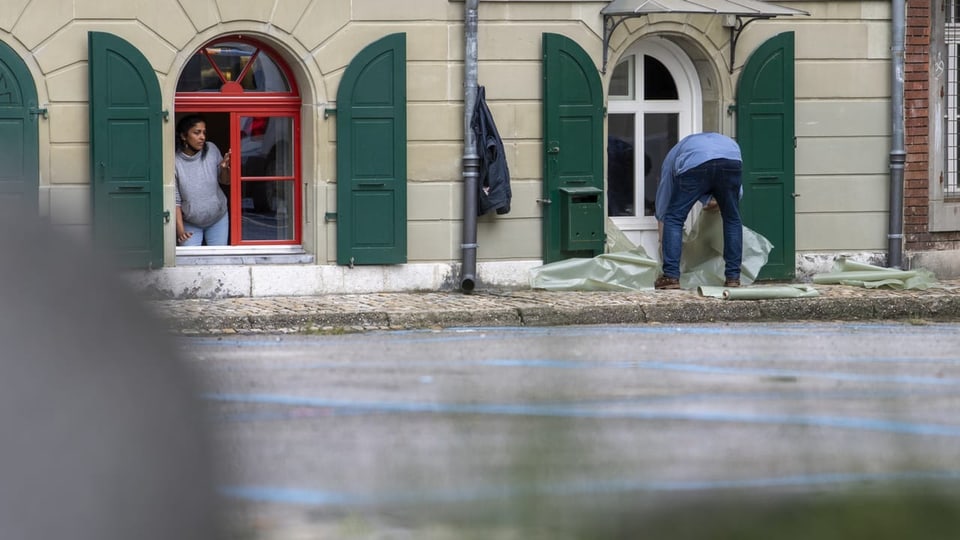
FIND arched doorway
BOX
[175,38,302,247]
[606,38,701,253]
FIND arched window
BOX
[607,39,700,228]
[175,38,302,246]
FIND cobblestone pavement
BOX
[147,280,960,334]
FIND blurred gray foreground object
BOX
[0,211,220,540]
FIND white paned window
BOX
[606,39,701,228]
[947,1,960,196]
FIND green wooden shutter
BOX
[542,33,605,264]
[336,33,407,265]
[88,32,164,269]
[0,41,39,214]
[737,32,796,280]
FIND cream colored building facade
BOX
[0,1,938,297]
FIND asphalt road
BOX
[183,322,960,539]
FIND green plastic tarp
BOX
[677,210,773,289]
[812,259,940,290]
[530,211,773,291]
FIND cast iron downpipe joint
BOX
[461,0,480,292]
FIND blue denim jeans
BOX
[181,211,229,246]
[661,158,742,280]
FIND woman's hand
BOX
[175,207,192,245]
[218,150,232,185]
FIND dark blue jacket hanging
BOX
[471,86,511,215]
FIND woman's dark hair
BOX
[176,114,209,159]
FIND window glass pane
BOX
[241,181,295,241]
[645,113,679,217]
[240,117,293,177]
[176,53,222,92]
[607,114,635,216]
[951,42,960,195]
[177,42,292,93]
[237,52,291,92]
[610,57,633,98]
[644,55,679,100]
[206,42,257,84]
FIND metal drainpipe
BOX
[461,0,480,292]
[888,0,906,268]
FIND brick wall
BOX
[906,0,960,249]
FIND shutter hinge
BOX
[161,110,169,122]
[324,107,337,119]
[324,212,337,222]
[162,210,171,224]
[29,107,48,119]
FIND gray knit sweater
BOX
[175,142,228,228]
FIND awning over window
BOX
[600,0,809,73]
[602,0,807,17]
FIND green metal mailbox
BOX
[559,186,604,255]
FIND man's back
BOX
[671,132,742,175]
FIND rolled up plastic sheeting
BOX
[812,259,939,290]
[699,284,820,300]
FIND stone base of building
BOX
[125,249,960,299]
[125,260,542,299]
[797,250,960,280]
[795,251,889,279]
[905,249,960,279]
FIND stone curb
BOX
[156,288,960,335]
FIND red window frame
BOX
[175,37,302,246]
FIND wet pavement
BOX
[195,322,960,539]
[149,280,960,334]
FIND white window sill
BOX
[175,245,314,266]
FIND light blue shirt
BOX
[655,133,742,221]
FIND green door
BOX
[542,33,605,263]
[737,32,796,280]
[0,40,39,214]
[336,33,407,265]
[88,32,164,269]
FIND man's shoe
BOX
[724,278,741,288]
[655,276,680,290]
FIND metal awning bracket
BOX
[602,14,640,74]
[726,15,774,74]
[600,0,807,75]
